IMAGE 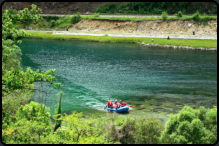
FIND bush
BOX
[2,101,52,144]
[45,15,57,21]
[161,11,168,20]
[38,22,46,28]
[71,12,81,24]
[159,106,217,144]
[103,115,164,144]
[175,11,183,17]
[192,11,200,21]
[48,20,56,28]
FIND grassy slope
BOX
[27,31,217,49]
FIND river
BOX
[19,39,217,123]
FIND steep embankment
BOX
[70,19,217,36]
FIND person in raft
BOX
[118,100,122,108]
[105,98,111,108]
[119,100,126,107]
[109,101,114,108]
[115,100,119,109]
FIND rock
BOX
[141,42,145,45]
[86,12,90,14]
[146,43,150,46]
[208,48,217,51]
[151,39,154,42]
[188,23,192,28]
[173,46,178,49]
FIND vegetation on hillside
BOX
[94,2,217,14]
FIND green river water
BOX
[19,39,217,123]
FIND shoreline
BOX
[26,31,217,51]
[52,31,217,40]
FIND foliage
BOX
[2,67,61,95]
[95,2,116,13]
[94,2,216,14]
[159,106,217,144]
[45,15,57,21]
[71,12,81,24]
[161,11,168,20]
[99,114,164,144]
[54,91,63,132]
[48,20,56,28]
[167,36,170,40]
[2,89,33,121]
[18,4,42,25]
[192,11,201,21]
[7,9,20,23]
[2,101,52,144]
[2,39,22,71]
[175,11,183,17]
[2,9,27,40]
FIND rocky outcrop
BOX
[69,19,217,36]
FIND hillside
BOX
[2,2,217,15]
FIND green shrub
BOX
[45,15,57,21]
[175,11,183,17]
[192,11,200,21]
[71,12,81,24]
[2,101,52,144]
[38,22,46,28]
[159,106,217,144]
[161,11,168,20]
[167,36,170,40]
[48,20,56,28]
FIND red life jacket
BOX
[122,102,126,106]
[115,104,118,108]
[107,102,111,106]
[110,103,113,107]
[115,101,118,105]
[120,102,122,105]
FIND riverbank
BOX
[26,31,217,50]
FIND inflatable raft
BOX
[106,106,129,113]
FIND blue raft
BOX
[106,106,129,113]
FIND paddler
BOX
[115,100,118,109]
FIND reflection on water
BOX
[19,39,217,123]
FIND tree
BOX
[54,90,63,132]
[159,106,217,144]
[18,4,42,26]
